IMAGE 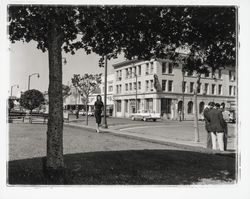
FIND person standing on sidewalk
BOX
[208,103,226,151]
[203,102,213,149]
[220,103,229,150]
[94,95,103,133]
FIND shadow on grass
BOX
[8,150,236,185]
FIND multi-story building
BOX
[112,59,236,120]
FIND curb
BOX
[64,123,236,158]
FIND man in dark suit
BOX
[208,103,226,151]
[203,102,213,149]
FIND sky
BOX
[9,41,125,96]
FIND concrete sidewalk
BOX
[65,119,237,155]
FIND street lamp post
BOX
[103,55,108,128]
[10,84,19,97]
[28,73,40,90]
[182,70,185,121]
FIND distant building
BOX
[112,59,236,120]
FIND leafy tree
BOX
[19,89,45,119]
[62,84,71,98]
[9,5,87,181]
[8,98,14,113]
[71,73,102,125]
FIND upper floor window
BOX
[211,84,216,95]
[138,81,141,90]
[150,62,154,74]
[183,81,187,93]
[190,82,194,93]
[197,83,201,94]
[168,62,173,74]
[204,83,209,94]
[125,84,128,91]
[162,80,167,91]
[168,80,173,92]
[162,62,167,74]
[138,65,141,76]
[218,84,222,95]
[146,63,149,75]
[218,69,222,79]
[150,80,154,91]
[229,85,233,96]
[146,80,149,91]
[229,70,236,81]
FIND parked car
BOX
[130,110,161,122]
[87,111,94,116]
[79,110,86,116]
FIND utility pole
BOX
[182,70,185,121]
[103,55,108,128]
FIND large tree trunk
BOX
[194,75,201,142]
[45,23,64,183]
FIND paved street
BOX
[68,116,237,151]
[8,123,236,184]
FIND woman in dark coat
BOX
[94,95,103,133]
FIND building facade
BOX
[112,59,236,120]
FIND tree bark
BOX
[45,23,64,183]
[194,75,201,142]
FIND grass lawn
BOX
[8,149,236,185]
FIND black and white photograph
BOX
[1,0,250,198]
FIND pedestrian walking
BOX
[220,103,228,150]
[94,95,103,133]
[208,103,226,151]
[75,106,79,119]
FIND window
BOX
[205,71,210,78]
[197,83,201,94]
[199,102,205,114]
[116,85,119,94]
[229,70,235,81]
[218,84,222,95]
[218,69,222,79]
[204,83,209,94]
[116,100,121,112]
[134,82,137,90]
[129,83,132,91]
[168,62,173,74]
[161,98,172,114]
[212,84,216,95]
[234,86,236,95]
[182,81,187,93]
[150,80,154,91]
[168,80,173,92]
[116,71,119,80]
[190,82,194,93]
[162,80,167,91]
[187,101,193,114]
[162,62,167,74]
[138,81,141,90]
[129,68,132,78]
[146,63,149,75]
[125,100,128,113]
[146,80,149,91]
[138,65,141,76]
[150,62,154,74]
[134,67,137,76]
[211,70,215,78]
[229,86,233,95]
[108,86,113,92]
[125,84,128,91]
[125,68,128,79]
[119,85,122,93]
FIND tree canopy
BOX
[19,89,45,112]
